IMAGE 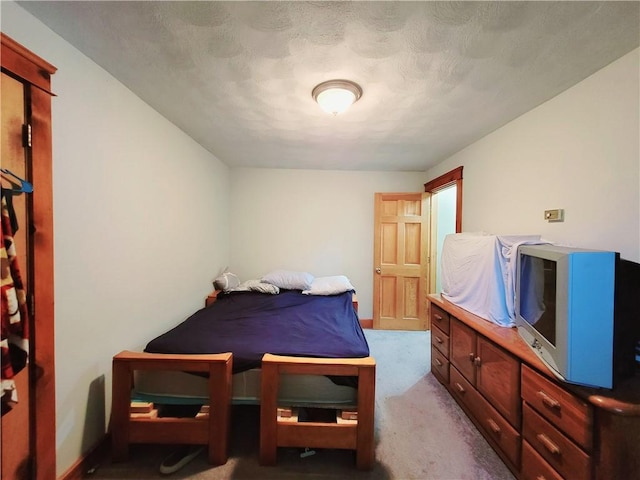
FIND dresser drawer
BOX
[431,326,450,358]
[450,365,477,414]
[431,347,449,384]
[521,365,593,451]
[521,440,563,480]
[473,383,521,467]
[450,367,520,468]
[523,403,591,480]
[430,304,450,334]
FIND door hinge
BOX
[29,293,35,317]
[23,123,32,148]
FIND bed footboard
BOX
[111,350,232,465]
[259,353,376,470]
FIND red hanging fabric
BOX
[1,193,29,415]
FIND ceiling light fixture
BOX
[312,79,363,115]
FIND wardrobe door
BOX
[1,70,32,479]
[1,33,56,480]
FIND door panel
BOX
[381,223,398,264]
[373,192,429,330]
[1,371,30,478]
[1,33,57,479]
[404,223,421,264]
[450,318,477,385]
[1,71,32,479]
[1,73,29,275]
[477,337,521,429]
[380,277,397,317]
[402,277,419,318]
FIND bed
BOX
[110,285,376,469]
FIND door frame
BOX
[424,166,463,298]
[2,33,57,479]
[423,166,463,233]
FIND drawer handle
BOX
[468,353,475,362]
[487,418,501,435]
[454,382,466,394]
[435,336,443,344]
[434,358,443,367]
[536,433,561,455]
[474,356,482,367]
[434,314,443,321]
[536,390,561,410]
[536,476,547,480]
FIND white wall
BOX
[3,3,230,476]
[229,168,425,318]
[426,48,640,263]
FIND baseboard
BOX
[360,318,373,329]
[58,434,109,480]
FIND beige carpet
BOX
[88,330,516,479]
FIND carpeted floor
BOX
[88,329,516,479]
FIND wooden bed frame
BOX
[110,290,375,469]
[111,351,232,465]
[260,353,376,470]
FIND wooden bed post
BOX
[259,360,280,466]
[207,359,232,464]
[111,357,133,461]
[355,361,376,469]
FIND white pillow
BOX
[302,275,355,296]
[261,270,314,290]
[213,270,240,292]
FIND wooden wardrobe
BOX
[1,33,56,480]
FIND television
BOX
[514,244,618,389]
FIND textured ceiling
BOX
[17,1,640,171]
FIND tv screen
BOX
[519,255,556,346]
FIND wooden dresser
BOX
[428,294,640,480]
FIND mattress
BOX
[132,368,357,407]
[139,289,367,407]
[144,289,370,372]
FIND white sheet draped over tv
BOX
[440,233,546,327]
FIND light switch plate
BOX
[544,209,564,222]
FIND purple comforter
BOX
[144,289,369,374]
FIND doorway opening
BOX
[430,185,457,294]
[424,166,463,296]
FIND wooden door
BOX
[1,33,57,480]
[1,70,33,479]
[373,192,429,330]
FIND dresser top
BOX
[428,293,640,415]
